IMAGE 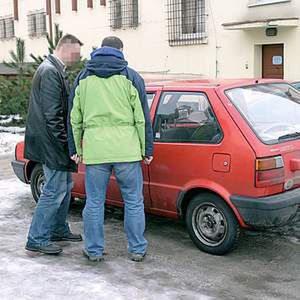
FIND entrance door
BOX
[262,44,284,79]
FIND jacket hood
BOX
[86,47,128,78]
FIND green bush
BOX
[0,76,31,125]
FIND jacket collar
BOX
[47,54,66,74]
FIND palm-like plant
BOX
[3,38,28,76]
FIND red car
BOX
[12,79,300,255]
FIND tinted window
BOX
[154,92,222,143]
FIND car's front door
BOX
[106,91,158,208]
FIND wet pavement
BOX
[0,154,299,300]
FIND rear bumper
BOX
[231,188,300,228]
[11,160,27,183]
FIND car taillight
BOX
[255,156,285,187]
[15,143,24,161]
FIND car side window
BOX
[153,92,223,144]
[147,93,155,108]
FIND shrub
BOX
[0,76,31,125]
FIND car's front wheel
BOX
[30,164,75,205]
[186,193,240,255]
[30,164,45,203]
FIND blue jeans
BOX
[83,162,148,257]
[27,165,73,247]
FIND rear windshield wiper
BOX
[278,132,300,141]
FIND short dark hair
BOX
[56,34,83,49]
[101,36,123,50]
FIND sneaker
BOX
[51,233,83,242]
[129,252,146,262]
[25,243,62,255]
[82,249,103,262]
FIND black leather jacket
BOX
[24,55,76,172]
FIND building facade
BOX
[0,0,299,80]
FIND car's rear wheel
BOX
[30,164,75,205]
[186,193,240,255]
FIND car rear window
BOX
[226,83,300,144]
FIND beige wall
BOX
[1,0,300,80]
[0,0,49,62]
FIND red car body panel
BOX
[13,79,300,229]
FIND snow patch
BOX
[0,132,24,155]
[0,114,22,125]
[0,178,29,212]
[0,126,25,134]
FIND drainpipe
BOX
[46,0,53,41]
[13,0,19,20]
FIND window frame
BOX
[167,0,207,46]
[27,10,47,38]
[0,16,15,40]
[110,0,139,30]
[153,91,223,145]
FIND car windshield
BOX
[226,83,300,144]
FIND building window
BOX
[27,10,47,38]
[248,0,291,7]
[0,17,15,40]
[110,0,139,29]
[167,0,206,46]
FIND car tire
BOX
[30,164,45,203]
[186,193,240,255]
[30,164,75,205]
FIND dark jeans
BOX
[27,165,73,247]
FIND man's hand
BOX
[144,156,153,165]
[71,154,82,164]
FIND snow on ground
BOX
[0,126,25,134]
[0,178,29,211]
[0,177,213,300]
[1,147,300,299]
[0,131,24,155]
[0,114,22,125]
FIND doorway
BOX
[262,44,284,79]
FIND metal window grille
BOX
[0,19,5,39]
[28,11,46,38]
[4,17,15,39]
[110,0,139,30]
[0,17,15,40]
[167,0,206,46]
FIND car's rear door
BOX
[147,88,224,217]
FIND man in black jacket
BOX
[25,35,83,255]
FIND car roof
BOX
[146,78,285,90]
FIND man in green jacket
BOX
[69,36,154,262]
